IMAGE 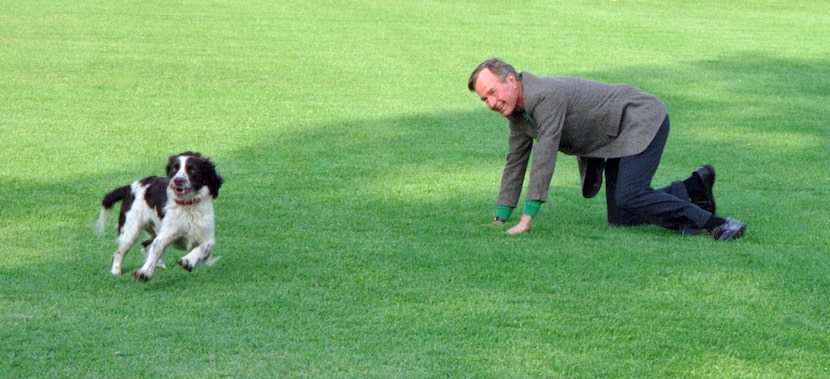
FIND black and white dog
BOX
[95,151,223,282]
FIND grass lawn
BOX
[1,0,829,377]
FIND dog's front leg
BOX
[177,241,219,272]
[132,237,172,282]
[141,239,166,270]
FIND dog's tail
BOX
[95,185,131,235]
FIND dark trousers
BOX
[603,116,711,234]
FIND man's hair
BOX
[467,58,519,92]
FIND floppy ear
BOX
[206,159,223,198]
[165,154,179,176]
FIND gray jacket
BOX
[498,72,668,207]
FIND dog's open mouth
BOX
[171,185,193,197]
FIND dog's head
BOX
[166,151,223,200]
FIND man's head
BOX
[468,58,523,117]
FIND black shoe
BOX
[578,157,605,199]
[712,218,746,241]
[691,164,716,214]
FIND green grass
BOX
[2,0,829,377]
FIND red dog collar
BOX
[175,198,201,206]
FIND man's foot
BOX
[712,218,746,241]
[506,215,533,235]
[691,164,716,214]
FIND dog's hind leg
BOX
[177,241,219,272]
[111,229,142,276]
[111,249,127,276]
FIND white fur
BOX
[97,154,221,282]
[134,184,219,280]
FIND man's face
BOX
[473,68,520,117]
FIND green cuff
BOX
[496,205,513,220]
[522,200,542,217]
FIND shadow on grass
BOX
[1,52,828,281]
[582,52,828,153]
[2,52,829,378]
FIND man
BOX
[468,58,746,240]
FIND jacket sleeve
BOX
[524,97,567,203]
[497,120,533,208]
[526,114,563,203]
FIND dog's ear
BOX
[166,154,179,176]
[205,159,223,198]
[210,172,223,198]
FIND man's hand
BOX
[507,214,533,235]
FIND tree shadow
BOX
[1,52,828,281]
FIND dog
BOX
[95,151,223,282]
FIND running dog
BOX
[95,151,223,282]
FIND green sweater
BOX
[496,200,542,220]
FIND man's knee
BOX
[606,206,646,226]
[614,189,645,212]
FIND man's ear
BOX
[507,73,518,87]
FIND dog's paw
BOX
[131,269,152,282]
[177,258,194,272]
[110,268,122,276]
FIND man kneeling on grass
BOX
[468,58,746,241]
